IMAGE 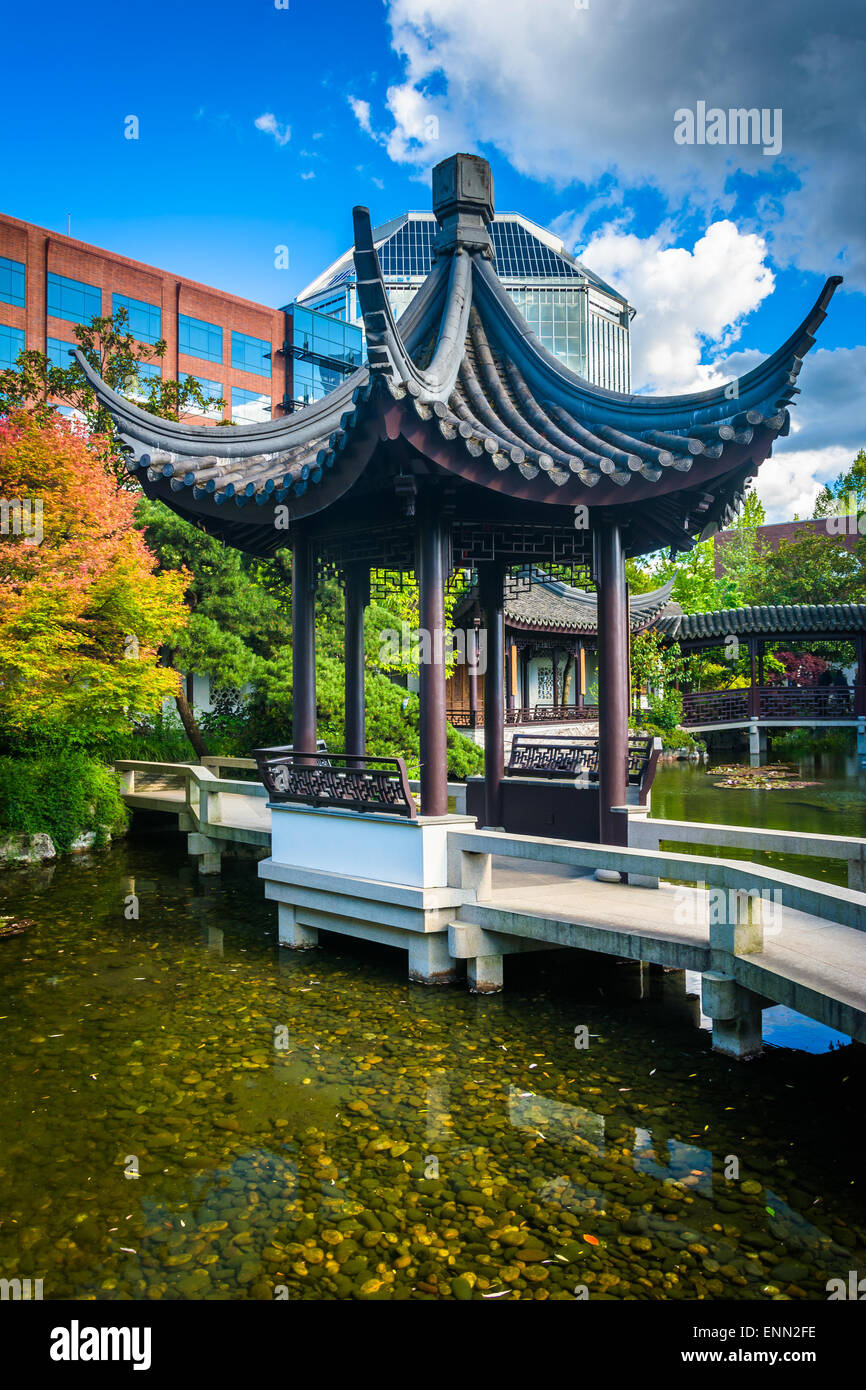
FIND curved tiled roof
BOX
[74,154,840,557]
[496,573,676,635]
[656,603,866,642]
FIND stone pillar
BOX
[292,531,317,757]
[344,563,370,762]
[468,954,504,994]
[277,903,318,949]
[701,971,763,1060]
[479,562,506,828]
[187,831,222,876]
[596,522,629,845]
[749,723,766,768]
[416,505,449,817]
[408,933,457,984]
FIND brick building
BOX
[713,517,859,576]
[0,212,292,424]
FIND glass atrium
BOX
[292,212,633,394]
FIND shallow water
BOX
[652,752,866,1054]
[0,831,863,1301]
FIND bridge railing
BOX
[446,825,866,936]
[116,759,269,830]
[116,758,469,819]
[682,685,863,725]
[629,814,866,891]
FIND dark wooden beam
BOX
[344,562,370,762]
[417,505,449,817]
[479,562,506,827]
[468,617,480,728]
[596,523,629,845]
[292,530,317,758]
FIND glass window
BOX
[47,272,101,325]
[180,372,223,419]
[178,314,223,364]
[122,360,161,402]
[231,386,271,424]
[113,292,161,345]
[0,255,25,307]
[0,324,25,370]
[46,337,78,369]
[231,330,272,377]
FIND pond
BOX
[651,752,866,1055]
[0,812,863,1302]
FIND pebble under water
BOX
[0,833,863,1302]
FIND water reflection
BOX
[0,836,862,1301]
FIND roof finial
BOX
[431,153,494,259]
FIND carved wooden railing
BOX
[682,685,861,726]
[531,704,599,722]
[758,685,855,718]
[506,734,660,799]
[681,689,750,725]
[252,748,418,819]
[447,707,484,728]
[447,705,600,727]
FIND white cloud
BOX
[571,221,864,521]
[580,221,774,393]
[752,446,853,522]
[301,171,316,180]
[254,112,291,147]
[378,0,866,287]
[348,96,375,136]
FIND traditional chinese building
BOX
[78,152,839,846]
[447,572,675,727]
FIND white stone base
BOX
[259,804,476,983]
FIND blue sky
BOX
[3,0,864,517]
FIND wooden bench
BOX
[506,733,661,803]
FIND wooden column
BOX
[576,638,584,708]
[292,531,317,758]
[748,637,759,718]
[344,563,369,762]
[596,523,629,845]
[857,633,866,717]
[468,619,480,728]
[521,646,531,714]
[480,562,506,828]
[417,506,448,817]
[506,638,516,714]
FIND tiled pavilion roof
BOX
[456,570,676,636]
[74,154,841,559]
[656,603,866,644]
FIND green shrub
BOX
[645,688,684,732]
[772,727,854,759]
[0,754,128,852]
[630,718,702,753]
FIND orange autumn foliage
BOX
[0,411,189,743]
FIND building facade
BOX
[0,212,289,424]
[294,210,634,392]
